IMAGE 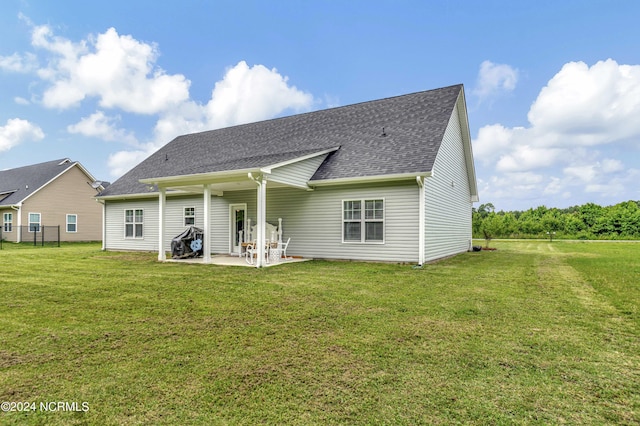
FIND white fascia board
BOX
[456,88,479,200]
[309,171,432,187]
[95,192,158,201]
[259,147,340,173]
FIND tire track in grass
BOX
[537,244,620,318]
[535,245,640,424]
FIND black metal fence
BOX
[0,225,60,249]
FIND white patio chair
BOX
[280,237,291,260]
[245,242,256,264]
[245,240,271,265]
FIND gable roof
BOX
[0,159,100,207]
[100,84,469,197]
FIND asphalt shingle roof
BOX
[100,84,462,197]
[0,159,76,207]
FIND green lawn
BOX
[0,241,638,425]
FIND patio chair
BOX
[245,242,256,265]
[244,240,271,265]
[280,237,291,259]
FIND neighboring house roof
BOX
[0,158,102,207]
[100,84,474,197]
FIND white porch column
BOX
[248,173,267,268]
[203,184,212,263]
[417,176,425,266]
[256,176,267,267]
[158,187,166,261]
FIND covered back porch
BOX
[139,147,337,267]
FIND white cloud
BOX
[107,148,152,178]
[472,124,514,163]
[32,25,190,113]
[496,145,566,173]
[0,118,44,152]
[14,97,30,105]
[67,111,138,145]
[473,60,519,100]
[204,61,313,129]
[528,59,640,145]
[474,59,640,209]
[0,52,38,73]
[601,158,624,173]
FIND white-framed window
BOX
[66,214,77,233]
[28,212,41,232]
[3,212,12,232]
[184,207,195,226]
[342,199,385,243]
[125,209,144,238]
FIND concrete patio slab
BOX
[163,254,310,267]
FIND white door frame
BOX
[229,203,247,255]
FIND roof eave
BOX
[309,172,433,187]
[456,87,479,201]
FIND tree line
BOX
[473,200,640,241]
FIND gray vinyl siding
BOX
[269,154,329,188]
[423,101,473,262]
[105,181,422,262]
[210,190,256,254]
[104,199,159,251]
[265,181,419,262]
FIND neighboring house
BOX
[97,84,479,266]
[0,158,106,243]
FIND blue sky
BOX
[1,0,639,211]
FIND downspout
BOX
[416,176,425,266]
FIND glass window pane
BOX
[353,203,361,219]
[344,222,361,241]
[125,210,133,223]
[344,201,361,220]
[125,224,133,238]
[135,224,143,238]
[364,200,383,219]
[135,209,143,223]
[365,222,383,241]
[375,200,383,219]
